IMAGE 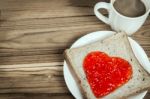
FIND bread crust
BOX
[64,50,88,99]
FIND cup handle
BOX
[94,2,110,24]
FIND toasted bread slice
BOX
[64,33,150,99]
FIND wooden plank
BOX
[0,62,70,93]
[0,0,109,21]
[0,93,74,99]
[0,0,109,10]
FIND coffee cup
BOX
[94,0,150,35]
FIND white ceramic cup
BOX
[94,0,150,35]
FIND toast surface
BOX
[64,33,150,99]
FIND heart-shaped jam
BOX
[83,51,132,98]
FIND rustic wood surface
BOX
[0,0,149,99]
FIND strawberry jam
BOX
[83,51,132,98]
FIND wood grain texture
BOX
[0,0,149,99]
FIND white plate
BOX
[63,31,150,99]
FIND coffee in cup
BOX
[113,0,146,17]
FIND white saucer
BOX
[63,31,150,99]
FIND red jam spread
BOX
[83,51,132,98]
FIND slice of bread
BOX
[64,33,150,99]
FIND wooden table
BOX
[0,0,149,99]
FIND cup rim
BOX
[111,0,150,19]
